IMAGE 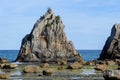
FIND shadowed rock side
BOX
[16,8,83,62]
[99,24,120,60]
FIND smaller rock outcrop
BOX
[0,73,10,79]
[94,64,107,71]
[57,59,67,65]
[2,63,18,69]
[103,70,120,80]
[67,61,83,69]
[99,24,120,60]
[41,63,49,68]
[23,65,40,73]
[42,69,52,76]
[0,57,9,63]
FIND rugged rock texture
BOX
[103,70,120,80]
[23,65,40,73]
[67,61,83,69]
[16,8,82,62]
[42,69,52,76]
[99,24,120,60]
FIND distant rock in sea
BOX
[16,8,83,62]
[99,24,120,60]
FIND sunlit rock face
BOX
[99,24,120,60]
[16,8,83,62]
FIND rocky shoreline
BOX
[0,57,119,80]
[0,8,120,80]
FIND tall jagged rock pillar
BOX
[16,8,83,62]
[99,24,120,60]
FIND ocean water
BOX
[78,50,101,61]
[0,50,101,62]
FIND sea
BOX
[0,50,101,62]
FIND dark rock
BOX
[2,63,18,69]
[103,70,120,80]
[43,69,52,76]
[23,65,40,73]
[15,8,83,62]
[99,24,120,60]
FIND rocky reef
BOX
[15,8,82,62]
[99,24,120,60]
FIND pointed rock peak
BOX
[47,8,53,14]
[15,9,83,63]
[99,24,120,60]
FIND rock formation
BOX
[99,24,120,60]
[16,8,83,62]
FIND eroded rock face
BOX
[103,70,120,80]
[16,8,82,62]
[99,24,120,60]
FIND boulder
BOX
[95,64,107,71]
[2,63,18,69]
[106,60,116,65]
[99,24,120,60]
[43,69,52,76]
[15,8,83,63]
[103,70,120,80]
[23,65,40,73]
[67,61,83,69]
[0,73,10,79]
[41,63,49,68]
[0,57,9,63]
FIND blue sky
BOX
[0,0,120,50]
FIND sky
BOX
[0,0,120,50]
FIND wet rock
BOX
[23,65,40,73]
[2,63,18,69]
[67,61,83,69]
[95,64,107,71]
[0,73,10,79]
[43,69,52,76]
[103,70,120,80]
[15,8,83,63]
[99,24,120,60]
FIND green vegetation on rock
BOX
[45,23,51,27]
[55,16,60,24]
